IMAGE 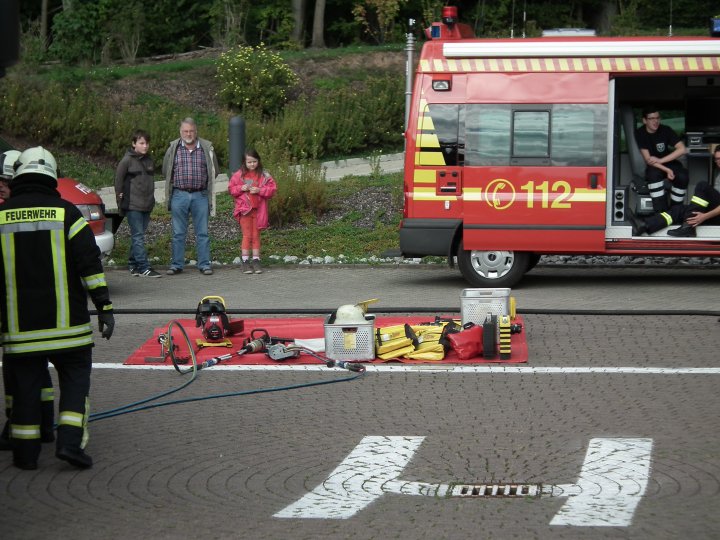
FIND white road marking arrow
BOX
[548,437,653,527]
[274,436,426,519]
[275,435,652,527]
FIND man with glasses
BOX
[635,106,689,212]
[630,147,720,237]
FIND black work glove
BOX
[98,310,115,340]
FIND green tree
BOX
[210,0,251,47]
[352,0,406,44]
[141,0,213,56]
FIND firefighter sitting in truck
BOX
[635,105,689,212]
[631,147,720,237]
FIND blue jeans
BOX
[126,210,151,272]
[170,189,211,270]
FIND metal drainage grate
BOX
[450,484,541,498]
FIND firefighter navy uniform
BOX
[1,368,55,449]
[643,181,720,234]
[0,150,55,451]
[0,147,114,470]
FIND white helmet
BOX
[334,303,368,324]
[13,146,57,181]
[1,150,21,179]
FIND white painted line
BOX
[549,438,652,527]
[274,436,425,519]
[72,363,720,374]
[274,435,652,525]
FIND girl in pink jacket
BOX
[228,149,277,274]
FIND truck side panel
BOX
[404,72,609,254]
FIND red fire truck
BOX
[399,7,720,287]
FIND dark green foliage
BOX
[140,1,214,56]
[49,1,106,64]
[268,165,330,228]
[258,74,404,159]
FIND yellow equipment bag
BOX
[378,343,416,360]
[375,324,408,343]
[376,337,413,355]
[404,341,445,361]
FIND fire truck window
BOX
[551,104,607,166]
[426,104,460,166]
[513,111,550,158]
[464,105,511,166]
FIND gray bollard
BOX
[228,116,246,175]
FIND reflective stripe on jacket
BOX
[0,186,111,356]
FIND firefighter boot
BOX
[667,224,696,237]
[12,439,40,470]
[628,212,647,236]
[56,446,93,469]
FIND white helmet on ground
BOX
[1,149,21,179]
[13,146,57,181]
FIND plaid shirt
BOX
[172,142,208,191]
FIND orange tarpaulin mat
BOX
[122,316,528,366]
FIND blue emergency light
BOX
[711,17,720,37]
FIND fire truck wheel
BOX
[527,254,542,271]
[456,242,530,288]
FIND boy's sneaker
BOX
[130,267,140,276]
[138,268,161,278]
[251,259,263,274]
[166,268,182,275]
[241,261,253,274]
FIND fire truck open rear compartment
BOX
[399,8,720,287]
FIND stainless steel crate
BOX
[461,288,511,325]
[324,314,376,361]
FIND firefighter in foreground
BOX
[0,149,55,452]
[0,147,115,470]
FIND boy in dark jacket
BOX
[115,129,159,277]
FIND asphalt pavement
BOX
[2,263,720,539]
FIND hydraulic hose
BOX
[89,319,365,423]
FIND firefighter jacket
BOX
[0,183,113,357]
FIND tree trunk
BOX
[41,0,49,51]
[594,0,618,34]
[291,0,306,45]
[311,0,326,48]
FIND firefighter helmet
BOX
[13,146,57,181]
[0,149,20,179]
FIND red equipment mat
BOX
[122,316,528,366]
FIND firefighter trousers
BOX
[645,181,720,233]
[5,348,91,464]
[2,360,55,445]
[645,161,689,212]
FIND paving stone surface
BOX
[1,265,719,539]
